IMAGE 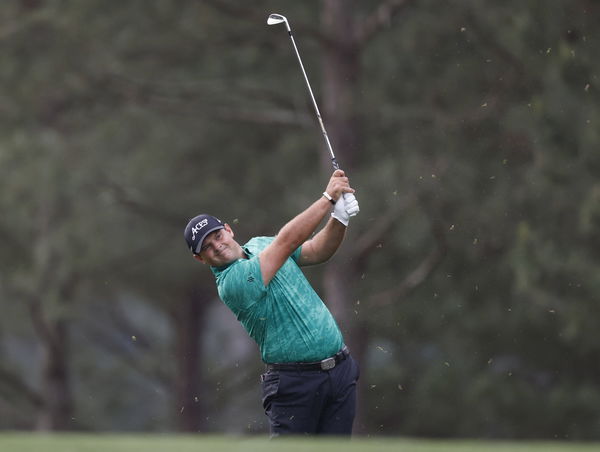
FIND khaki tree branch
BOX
[104,181,181,226]
[352,193,417,267]
[370,216,447,307]
[202,0,266,24]
[0,366,44,407]
[82,320,171,387]
[357,0,416,45]
[204,0,331,48]
[214,107,312,126]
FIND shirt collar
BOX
[210,246,252,276]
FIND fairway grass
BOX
[0,433,598,452]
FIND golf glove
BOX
[344,193,360,217]
[332,193,360,226]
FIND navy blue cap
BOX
[184,214,225,255]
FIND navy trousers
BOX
[260,354,359,436]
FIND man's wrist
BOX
[322,191,335,205]
[331,212,349,227]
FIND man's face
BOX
[194,224,241,267]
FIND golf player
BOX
[184,169,360,436]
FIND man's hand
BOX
[328,169,359,226]
[324,169,354,201]
[332,194,360,226]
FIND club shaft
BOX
[287,31,339,170]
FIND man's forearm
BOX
[275,196,334,253]
[303,217,346,264]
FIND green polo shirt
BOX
[210,236,343,363]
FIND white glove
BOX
[343,193,359,217]
[331,193,360,226]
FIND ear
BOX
[223,223,234,238]
[193,254,205,264]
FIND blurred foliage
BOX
[0,0,599,439]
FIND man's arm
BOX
[259,170,353,286]
[297,217,346,266]
[298,190,360,266]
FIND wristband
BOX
[322,192,335,205]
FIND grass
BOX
[0,433,598,452]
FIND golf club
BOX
[267,13,358,214]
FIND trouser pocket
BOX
[260,371,280,413]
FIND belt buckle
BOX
[320,357,336,370]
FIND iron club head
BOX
[267,13,286,25]
[267,13,290,31]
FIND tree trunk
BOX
[321,0,361,171]
[321,0,369,434]
[320,0,361,320]
[35,320,73,431]
[174,288,211,432]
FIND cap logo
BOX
[191,219,209,241]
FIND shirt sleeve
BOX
[291,244,302,263]
[218,257,267,312]
[248,236,301,264]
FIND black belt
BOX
[265,346,350,372]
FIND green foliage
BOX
[354,0,600,439]
[1,0,600,439]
